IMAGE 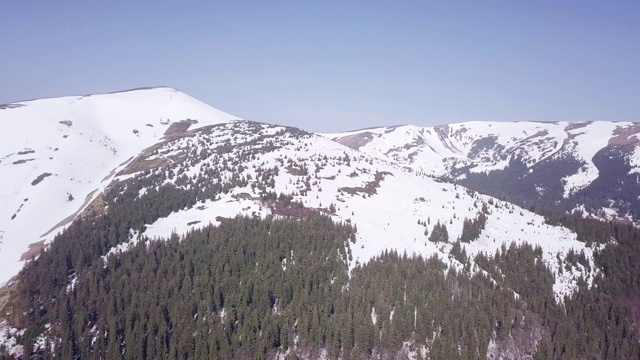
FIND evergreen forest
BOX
[3,135,640,359]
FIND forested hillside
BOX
[3,171,640,358]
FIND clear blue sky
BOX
[1,1,638,132]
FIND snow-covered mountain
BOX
[326,122,640,224]
[2,87,635,359]
[0,88,604,304]
[0,87,239,284]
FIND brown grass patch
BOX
[120,153,187,175]
[339,171,393,196]
[21,240,45,261]
[118,136,191,176]
[0,280,19,322]
[264,200,315,218]
[82,193,106,217]
[334,132,376,150]
[609,123,640,146]
[163,119,198,137]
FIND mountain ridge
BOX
[0,86,175,106]
[325,120,640,225]
[0,88,624,291]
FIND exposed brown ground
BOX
[20,240,45,261]
[264,200,316,218]
[334,132,376,149]
[609,123,640,146]
[339,171,393,196]
[565,122,591,131]
[82,194,106,217]
[117,131,195,176]
[0,286,11,310]
[163,119,198,137]
[121,124,219,175]
[120,153,186,175]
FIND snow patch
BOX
[629,146,640,174]
[0,321,25,358]
[142,196,271,240]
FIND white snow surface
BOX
[630,146,640,174]
[142,196,271,240]
[0,87,239,285]
[118,121,598,301]
[560,122,620,197]
[0,321,24,357]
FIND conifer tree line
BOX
[454,146,640,224]
[10,207,640,359]
[8,212,538,359]
[459,212,487,243]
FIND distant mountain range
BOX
[327,121,640,225]
[0,88,606,295]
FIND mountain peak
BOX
[0,87,240,284]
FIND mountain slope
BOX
[0,87,240,284]
[99,120,596,301]
[325,121,640,224]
